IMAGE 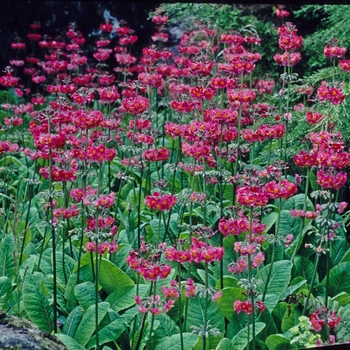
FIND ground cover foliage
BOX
[1,3,350,350]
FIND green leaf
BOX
[263,293,280,313]
[87,307,139,349]
[22,273,54,333]
[169,213,180,236]
[293,256,319,285]
[218,287,245,320]
[278,210,303,238]
[281,305,301,333]
[231,322,265,350]
[74,302,110,346]
[223,184,234,203]
[197,269,217,288]
[321,262,350,297]
[150,313,180,348]
[106,284,149,312]
[331,238,350,265]
[332,292,350,307]
[265,334,294,350]
[62,305,85,338]
[74,281,101,310]
[340,248,350,263]
[0,234,15,280]
[335,303,350,342]
[154,333,199,350]
[279,279,307,301]
[282,194,314,211]
[257,308,278,340]
[256,260,292,297]
[185,296,224,350]
[215,338,235,350]
[150,217,166,242]
[0,276,12,309]
[56,334,86,350]
[262,212,278,232]
[80,258,134,294]
[272,302,288,332]
[55,251,76,286]
[216,277,239,289]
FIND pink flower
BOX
[252,252,265,268]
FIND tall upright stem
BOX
[49,149,57,333]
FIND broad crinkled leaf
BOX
[56,334,85,350]
[0,276,11,309]
[0,234,15,280]
[106,284,148,313]
[293,256,319,285]
[232,322,265,350]
[256,260,292,298]
[265,334,294,350]
[321,262,350,297]
[215,338,235,350]
[22,272,54,333]
[87,307,139,349]
[74,281,101,310]
[154,333,199,350]
[62,305,84,338]
[74,302,109,346]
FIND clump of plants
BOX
[1,4,350,350]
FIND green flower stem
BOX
[262,198,282,302]
[146,281,157,350]
[177,262,184,350]
[183,202,194,333]
[248,208,256,350]
[234,104,243,178]
[94,233,100,350]
[48,149,58,333]
[292,168,311,263]
[156,211,162,245]
[134,312,147,350]
[95,162,103,350]
[77,200,85,285]
[302,253,320,316]
[202,262,209,350]
[218,123,224,289]
[19,166,37,265]
[324,192,333,308]
[137,164,144,249]
[267,139,272,167]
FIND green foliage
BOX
[321,262,350,297]
[0,234,16,280]
[22,273,54,333]
[231,322,266,350]
[295,5,350,74]
[74,302,110,346]
[154,333,199,350]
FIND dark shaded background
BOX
[0,1,160,70]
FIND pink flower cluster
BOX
[219,216,266,237]
[265,179,298,199]
[165,237,224,264]
[317,81,345,105]
[85,240,118,255]
[145,192,177,211]
[134,294,174,315]
[142,147,169,162]
[126,250,171,281]
[233,299,265,315]
[310,307,341,332]
[317,169,347,190]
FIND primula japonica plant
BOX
[1,4,350,350]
